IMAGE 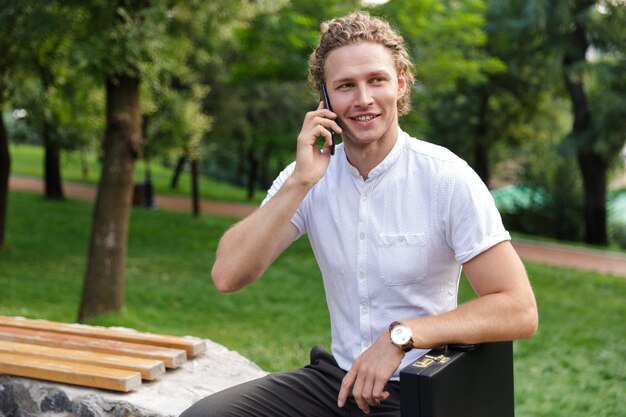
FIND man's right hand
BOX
[292,101,342,187]
[211,102,341,293]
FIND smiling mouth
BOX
[352,114,379,122]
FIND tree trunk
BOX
[78,74,142,322]
[246,146,259,201]
[80,149,89,180]
[0,92,10,249]
[40,65,64,200]
[578,150,608,245]
[235,135,245,187]
[562,13,607,245]
[191,158,200,217]
[43,133,64,200]
[170,155,186,189]
[260,145,271,190]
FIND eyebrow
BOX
[332,70,393,86]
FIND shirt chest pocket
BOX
[377,233,427,285]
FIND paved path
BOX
[9,175,257,218]
[9,175,626,277]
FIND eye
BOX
[371,77,386,84]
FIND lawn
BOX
[1,191,624,416]
[8,143,265,204]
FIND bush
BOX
[499,144,584,241]
[610,221,626,249]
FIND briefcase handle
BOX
[443,343,478,352]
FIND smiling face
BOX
[324,41,406,153]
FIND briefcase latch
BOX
[411,353,451,368]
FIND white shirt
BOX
[263,128,510,379]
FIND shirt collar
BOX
[346,127,406,180]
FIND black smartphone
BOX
[321,82,337,155]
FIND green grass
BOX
[8,143,264,204]
[1,192,625,417]
[514,263,625,416]
[510,231,626,255]
[0,191,323,371]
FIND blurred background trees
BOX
[1,0,624,316]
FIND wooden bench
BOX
[0,316,206,392]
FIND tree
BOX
[1,1,104,214]
[77,0,246,320]
[145,86,212,216]
[535,0,626,245]
[0,0,29,248]
[77,1,170,321]
[416,0,563,188]
[141,0,233,215]
[378,0,510,186]
[204,0,361,198]
[0,107,8,250]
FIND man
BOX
[181,11,537,417]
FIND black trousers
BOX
[179,346,401,417]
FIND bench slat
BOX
[0,351,141,392]
[0,340,165,381]
[0,316,205,357]
[0,326,186,368]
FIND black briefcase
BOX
[399,341,514,417]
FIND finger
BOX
[355,393,371,415]
[352,375,371,414]
[337,370,356,408]
[372,378,390,404]
[314,101,338,120]
[314,126,333,151]
[359,373,377,406]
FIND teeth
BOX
[355,115,375,122]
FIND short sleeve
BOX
[438,161,510,264]
[261,161,306,238]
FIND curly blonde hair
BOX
[308,11,415,116]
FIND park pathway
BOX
[9,174,626,278]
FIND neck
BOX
[344,125,399,180]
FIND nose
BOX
[354,84,373,108]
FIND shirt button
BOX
[358,271,365,280]
[359,232,365,240]
[361,307,368,315]
[361,195,368,203]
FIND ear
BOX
[397,70,407,98]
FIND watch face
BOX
[391,325,411,345]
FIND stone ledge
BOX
[0,339,267,417]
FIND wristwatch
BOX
[389,321,414,353]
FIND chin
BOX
[343,130,382,146]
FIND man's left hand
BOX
[337,331,404,414]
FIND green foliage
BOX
[609,189,626,249]
[70,0,169,79]
[203,0,364,196]
[586,58,626,160]
[145,86,213,162]
[1,191,625,416]
[8,70,104,152]
[381,0,504,92]
[500,142,585,241]
[2,111,39,145]
[610,221,626,250]
[3,0,625,242]
[1,1,103,153]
